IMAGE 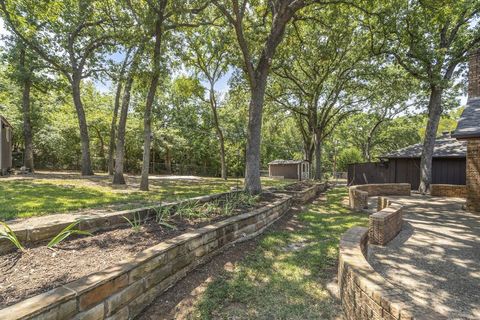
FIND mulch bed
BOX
[0,193,280,309]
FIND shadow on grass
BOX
[0,177,295,220]
[194,188,368,320]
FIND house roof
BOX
[381,137,466,159]
[0,116,12,128]
[268,159,307,165]
[452,98,480,139]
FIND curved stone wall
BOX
[339,227,415,319]
[349,183,411,210]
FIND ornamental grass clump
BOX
[123,212,143,233]
[0,221,25,252]
[47,220,91,249]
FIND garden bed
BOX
[274,181,327,203]
[0,192,281,309]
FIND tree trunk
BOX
[19,48,34,171]
[209,84,227,180]
[314,131,322,180]
[165,147,172,174]
[108,49,132,175]
[71,75,93,176]
[113,49,142,185]
[244,76,268,194]
[108,79,123,175]
[418,87,443,193]
[140,17,164,191]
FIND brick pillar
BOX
[468,49,480,99]
[466,139,480,212]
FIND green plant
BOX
[47,220,92,249]
[175,200,204,219]
[201,200,220,216]
[154,206,177,230]
[123,213,143,233]
[0,221,25,252]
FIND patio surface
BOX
[368,194,480,319]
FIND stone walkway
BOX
[368,194,480,319]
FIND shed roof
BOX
[381,137,466,159]
[452,99,480,139]
[268,159,306,165]
[0,116,12,128]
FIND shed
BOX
[0,116,13,175]
[348,132,467,189]
[268,160,310,180]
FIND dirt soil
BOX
[0,193,280,308]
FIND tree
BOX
[373,0,480,192]
[3,38,37,171]
[0,0,118,175]
[185,26,229,179]
[107,48,133,175]
[113,46,144,185]
[268,6,369,180]
[124,0,209,191]
[212,0,323,193]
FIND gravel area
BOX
[368,194,480,319]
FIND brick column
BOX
[466,139,480,212]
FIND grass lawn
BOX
[191,188,367,319]
[0,172,294,220]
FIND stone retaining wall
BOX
[275,182,327,203]
[369,200,403,245]
[0,195,292,320]
[339,227,416,319]
[0,190,244,254]
[430,184,467,198]
[349,183,411,210]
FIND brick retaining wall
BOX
[430,184,467,198]
[339,227,415,319]
[349,183,411,211]
[274,182,327,203]
[0,195,292,320]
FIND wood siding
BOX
[348,158,466,190]
[269,163,299,179]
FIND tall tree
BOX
[212,0,324,193]
[113,46,144,185]
[185,27,229,180]
[269,6,368,180]
[372,0,480,192]
[107,48,133,175]
[126,0,209,191]
[0,0,118,175]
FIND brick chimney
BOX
[468,48,480,100]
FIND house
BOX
[268,160,310,180]
[0,116,12,175]
[452,48,480,213]
[347,132,466,190]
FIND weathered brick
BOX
[105,280,144,316]
[72,303,104,320]
[78,274,129,311]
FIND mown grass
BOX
[0,175,292,220]
[191,188,368,320]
